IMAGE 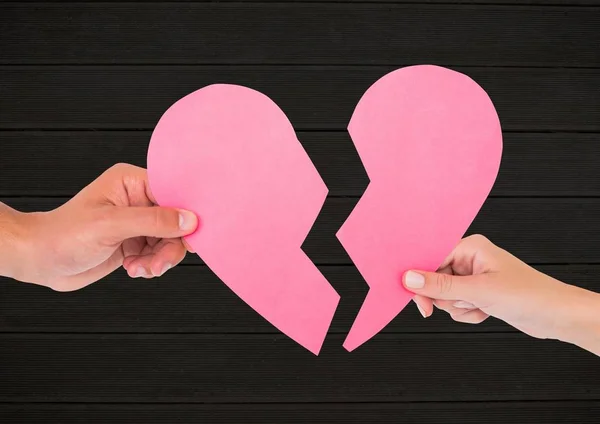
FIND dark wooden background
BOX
[1,1,599,423]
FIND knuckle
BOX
[150,207,177,232]
[466,234,489,245]
[432,300,451,313]
[47,280,73,292]
[434,273,454,296]
[469,316,487,324]
[93,208,126,246]
[102,163,146,185]
[100,163,129,180]
[452,311,487,325]
[450,312,463,322]
[109,162,131,173]
[149,207,164,230]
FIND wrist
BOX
[0,203,35,281]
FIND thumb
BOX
[402,270,484,303]
[104,206,198,241]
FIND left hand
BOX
[9,163,198,291]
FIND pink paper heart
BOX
[338,65,503,351]
[147,84,340,355]
[147,66,502,354]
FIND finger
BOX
[123,255,154,278]
[124,239,186,278]
[450,308,489,324]
[182,239,195,253]
[433,299,478,312]
[412,295,433,318]
[437,264,454,275]
[122,237,146,268]
[148,239,187,277]
[102,163,158,205]
[123,239,160,277]
[438,234,495,276]
[123,255,138,270]
[103,206,198,242]
[453,300,477,309]
[402,269,485,302]
[432,299,458,313]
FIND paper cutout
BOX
[147,84,340,355]
[338,65,503,351]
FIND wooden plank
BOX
[3,0,600,4]
[0,265,596,333]
[1,67,598,131]
[3,197,600,264]
[3,1,600,4]
[2,131,600,197]
[2,402,600,424]
[1,3,598,66]
[0,333,598,402]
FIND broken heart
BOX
[147,84,340,355]
[147,65,502,355]
[338,65,503,351]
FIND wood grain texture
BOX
[1,333,599,402]
[4,197,600,264]
[2,402,600,424]
[1,3,598,66]
[4,0,600,4]
[2,131,600,197]
[1,67,599,131]
[0,265,596,333]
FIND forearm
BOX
[556,283,600,356]
[0,202,28,279]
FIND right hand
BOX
[3,163,198,291]
[402,235,599,343]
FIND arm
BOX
[403,234,600,357]
[556,284,600,356]
[0,164,197,291]
[0,202,29,281]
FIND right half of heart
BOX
[338,64,503,351]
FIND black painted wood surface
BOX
[2,3,599,66]
[1,265,598,334]
[2,67,599,131]
[3,402,600,424]
[1,1,599,423]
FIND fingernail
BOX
[454,301,476,309]
[133,267,145,278]
[404,271,425,289]
[416,303,427,318]
[178,210,198,232]
[160,263,172,276]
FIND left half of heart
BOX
[147,84,340,355]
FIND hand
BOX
[4,163,198,291]
[402,235,600,352]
